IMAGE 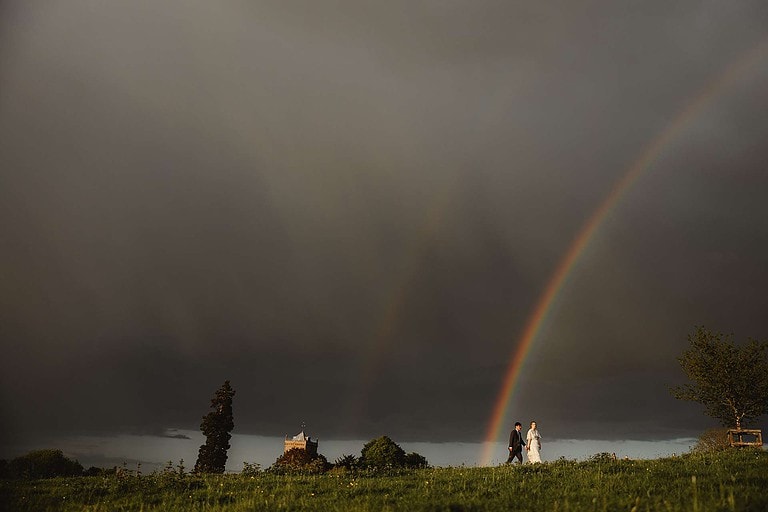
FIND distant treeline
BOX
[0,436,428,480]
[0,449,90,479]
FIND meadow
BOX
[1,449,767,511]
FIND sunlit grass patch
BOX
[1,449,766,511]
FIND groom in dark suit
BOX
[507,422,526,464]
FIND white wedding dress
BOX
[526,428,542,463]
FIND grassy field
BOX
[1,449,767,511]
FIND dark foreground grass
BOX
[1,449,767,511]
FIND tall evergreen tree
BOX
[194,380,235,473]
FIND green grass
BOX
[2,449,767,511]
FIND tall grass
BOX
[1,449,766,511]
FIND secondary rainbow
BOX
[343,178,459,429]
[479,37,768,466]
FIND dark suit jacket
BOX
[509,429,525,452]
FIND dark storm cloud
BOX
[1,0,767,447]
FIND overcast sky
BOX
[1,1,767,452]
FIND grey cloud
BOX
[1,0,767,447]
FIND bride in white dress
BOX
[526,421,542,463]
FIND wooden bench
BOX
[727,429,763,448]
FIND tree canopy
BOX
[359,436,406,469]
[359,436,428,469]
[671,326,768,430]
[1,449,83,479]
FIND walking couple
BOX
[507,421,542,464]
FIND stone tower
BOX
[284,429,318,456]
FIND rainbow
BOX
[479,37,768,466]
[343,178,459,429]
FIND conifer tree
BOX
[194,380,235,473]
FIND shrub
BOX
[405,452,429,469]
[587,452,617,464]
[692,428,731,453]
[269,448,329,474]
[84,466,107,476]
[332,454,358,471]
[241,461,261,477]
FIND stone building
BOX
[284,430,318,456]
